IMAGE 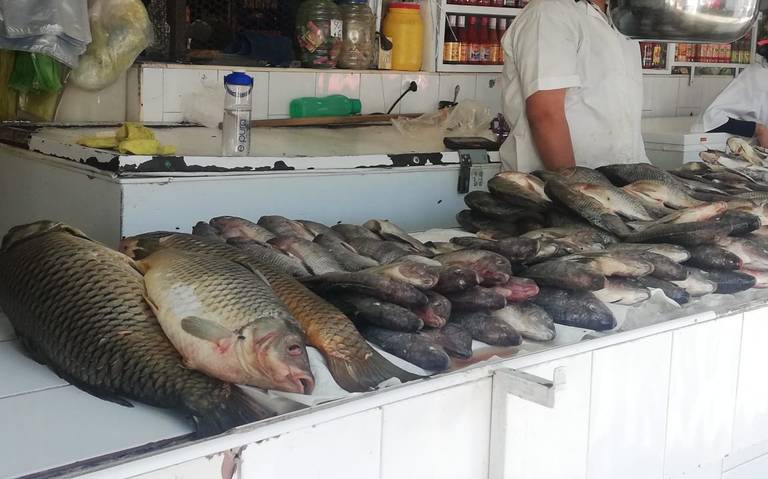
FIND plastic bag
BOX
[70,0,152,91]
[391,100,495,140]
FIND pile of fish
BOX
[455,136,768,328]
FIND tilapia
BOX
[363,219,434,256]
[606,243,690,263]
[257,216,314,240]
[210,216,276,242]
[192,221,224,241]
[671,267,717,296]
[560,252,655,278]
[226,237,312,278]
[545,179,631,237]
[360,326,451,372]
[534,166,614,186]
[425,241,465,255]
[364,259,440,289]
[530,287,616,331]
[623,181,704,209]
[433,266,481,294]
[728,137,766,166]
[492,303,555,341]
[269,236,345,275]
[138,249,314,393]
[522,226,617,248]
[686,244,743,270]
[420,323,473,359]
[451,310,522,346]
[347,237,416,264]
[701,270,756,294]
[456,209,519,237]
[570,183,653,221]
[415,291,452,328]
[447,287,507,311]
[594,250,685,281]
[297,220,343,241]
[712,210,761,235]
[120,232,419,392]
[521,260,606,291]
[487,171,551,209]
[700,148,757,169]
[313,234,380,272]
[594,279,651,305]
[627,202,728,231]
[624,221,732,247]
[490,277,540,302]
[450,236,542,262]
[464,191,544,222]
[331,223,381,241]
[741,269,768,288]
[435,249,512,286]
[597,163,689,188]
[717,237,768,271]
[633,276,690,305]
[329,293,423,332]
[728,200,768,225]
[1,222,272,435]
[303,271,429,308]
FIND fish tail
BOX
[194,386,275,437]
[327,351,423,393]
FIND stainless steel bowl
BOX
[609,0,761,43]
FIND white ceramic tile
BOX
[643,76,678,117]
[163,68,218,113]
[56,72,127,122]
[676,106,701,118]
[268,71,317,116]
[664,315,742,479]
[130,454,227,479]
[381,378,492,479]
[315,72,361,99]
[126,65,140,122]
[0,341,67,399]
[399,73,440,114]
[0,386,191,479]
[503,354,592,479]
[587,334,672,479]
[438,73,477,104]
[240,409,381,479]
[360,73,404,114]
[676,77,703,109]
[724,453,768,479]
[218,70,270,120]
[162,112,184,123]
[140,67,164,121]
[732,308,768,454]
[475,74,503,113]
[0,310,15,342]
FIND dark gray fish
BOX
[633,276,690,305]
[331,223,381,241]
[490,276,540,302]
[530,287,616,331]
[717,237,768,271]
[302,271,429,308]
[545,207,591,228]
[360,326,451,372]
[450,236,541,262]
[226,237,312,278]
[606,242,691,263]
[365,259,440,289]
[456,209,518,237]
[210,216,276,242]
[533,166,614,186]
[464,191,544,221]
[487,172,550,210]
[712,210,761,236]
[521,261,606,291]
[450,310,522,347]
[257,216,314,240]
[425,241,465,254]
[298,220,344,241]
[735,191,768,202]
[328,293,423,332]
[607,250,687,281]
[701,270,756,294]
[433,266,481,294]
[492,303,556,341]
[313,234,380,272]
[363,219,434,256]
[594,278,651,305]
[435,249,512,286]
[686,245,743,271]
[597,163,688,189]
[624,221,732,247]
[545,179,631,237]
[420,323,473,359]
[414,291,452,328]
[347,238,417,264]
[672,267,717,296]
[192,221,224,241]
[447,287,507,311]
[268,236,345,275]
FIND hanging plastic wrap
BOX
[70,0,153,91]
[391,100,495,142]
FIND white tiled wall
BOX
[642,75,733,119]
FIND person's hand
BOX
[757,123,768,148]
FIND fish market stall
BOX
[4,125,768,479]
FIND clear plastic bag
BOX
[391,100,495,140]
[70,0,152,91]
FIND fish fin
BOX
[193,386,276,438]
[52,367,135,407]
[326,350,423,392]
[232,259,272,287]
[181,316,235,344]
[142,293,161,318]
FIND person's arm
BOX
[756,123,768,148]
[525,89,575,170]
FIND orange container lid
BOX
[390,2,420,9]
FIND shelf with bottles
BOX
[639,42,670,74]
[435,8,515,73]
[443,4,525,16]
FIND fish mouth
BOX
[280,367,316,394]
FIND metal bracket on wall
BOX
[492,367,565,409]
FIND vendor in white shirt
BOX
[697,40,768,147]
[500,0,648,172]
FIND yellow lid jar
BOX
[382,3,424,71]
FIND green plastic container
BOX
[289,94,362,118]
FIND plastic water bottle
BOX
[222,72,253,156]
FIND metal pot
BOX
[609,0,761,43]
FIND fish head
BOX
[119,236,162,260]
[362,219,384,234]
[395,262,439,289]
[267,236,300,254]
[477,257,512,285]
[242,320,315,394]
[2,221,89,252]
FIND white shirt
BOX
[499,0,648,172]
[695,58,768,132]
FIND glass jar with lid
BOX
[296,0,344,68]
[338,0,375,69]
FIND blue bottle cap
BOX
[339,0,368,3]
[224,72,254,86]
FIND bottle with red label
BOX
[489,17,501,65]
[479,17,491,64]
[443,14,459,64]
[468,16,482,64]
[457,15,469,64]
